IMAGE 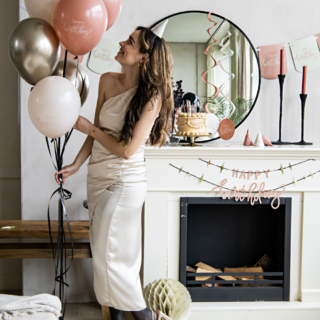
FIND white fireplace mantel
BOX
[142,142,320,320]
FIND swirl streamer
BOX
[216,23,236,118]
[201,11,221,112]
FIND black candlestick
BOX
[292,93,312,145]
[272,74,291,145]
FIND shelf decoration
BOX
[292,66,312,145]
[243,129,253,146]
[262,135,273,146]
[272,48,290,145]
[254,131,264,147]
[218,119,235,140]
[257,43,287,79]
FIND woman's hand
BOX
[73,116,95,135]
[54,162,80,185]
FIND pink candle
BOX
[302,66,307,94]
[280,48,285,75]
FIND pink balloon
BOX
[103,0,123,30]
[53,0,108,56]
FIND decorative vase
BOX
[143,278,192,320]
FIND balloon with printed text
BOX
[53,0,108,56]
[28,76,81,138]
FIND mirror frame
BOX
[150,10,261,143]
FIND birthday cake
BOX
[176,112,209,136]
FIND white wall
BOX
[18,0,320,302]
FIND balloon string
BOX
[45,137,74,320]
[201,11,223,112]
[44,47,73,320]
[63,50,68,78]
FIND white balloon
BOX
[25,0,59,26]
[28,76,81,138]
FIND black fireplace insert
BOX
[179,197,291,302]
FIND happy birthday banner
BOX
[257,34,320,79]
[170,158,319,210]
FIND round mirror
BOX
[151,11,261,142]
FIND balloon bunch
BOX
[8,0,122,318]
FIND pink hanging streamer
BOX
[201,11,220,113]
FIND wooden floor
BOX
[64,303,135,320]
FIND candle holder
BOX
[292,94,312,145]
[272,74,291,145]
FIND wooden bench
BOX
[0,220,91,258]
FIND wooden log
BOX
[253,254,275,271]
[195,262,237,281]
[0,243,92,258]
[201,283,236,288]
[186,265,196,272]
[0,220,90,239]
[223,267,264,279]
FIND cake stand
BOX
[173,133,209,147]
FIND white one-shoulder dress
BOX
[87,86,157,311]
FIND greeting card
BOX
[289,36,320,72]
[257,44,287,79]
[87,39,121,74]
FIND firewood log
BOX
[253,254,274,271]
[195,262,237,281]
[224,267,264,280]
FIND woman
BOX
[54,26,174,320]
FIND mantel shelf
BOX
[145,143,320,160]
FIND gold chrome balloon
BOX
[8,18,60,85]
[52,60,90,106]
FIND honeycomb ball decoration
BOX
[143,278,192,320]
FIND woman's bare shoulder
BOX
[100,72,123,85]
[99,72,124,100]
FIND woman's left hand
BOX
[73,116,95,135]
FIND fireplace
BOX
[179,196,292,302]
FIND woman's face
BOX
[115,30,144,67]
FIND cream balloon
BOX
[28,76,81,138]
[25,0,59,26]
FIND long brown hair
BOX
[118,26,174,147]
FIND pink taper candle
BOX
[302,66,307,94]
[280,48,285,75]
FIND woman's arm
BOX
[90,96,161,159]
[55,75,109,185]
[73,76,106,167]
[87,95,161,160]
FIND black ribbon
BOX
[44,48,74,320]
[45,136,74,320]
